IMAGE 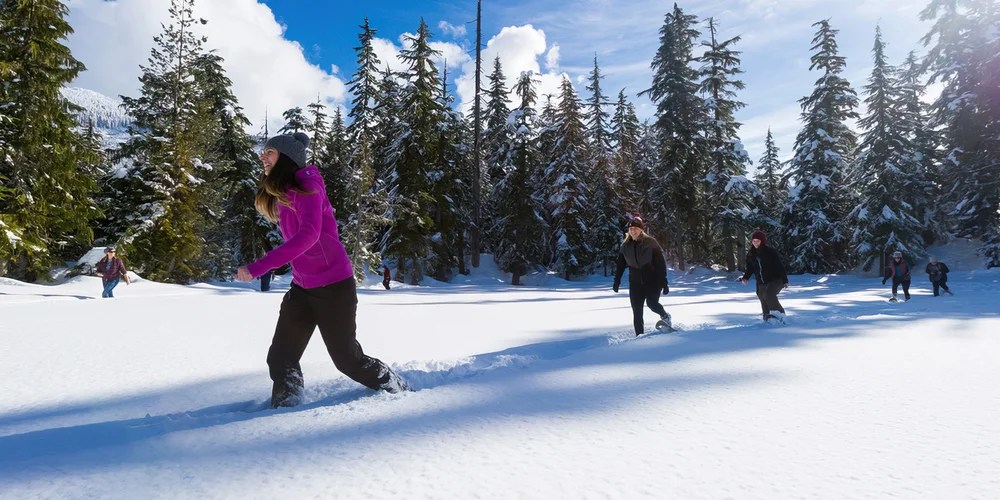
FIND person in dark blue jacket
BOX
[739,230,789,322]
[613,217,671,335]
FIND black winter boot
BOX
[270,367,304,408]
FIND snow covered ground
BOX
[1,244,998,499]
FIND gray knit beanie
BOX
[264,132,310,169]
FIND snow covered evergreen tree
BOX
[544,77,592,279]
[493,71,547,285]
[897,51,942,244]
[780,19,859,274]
[193,51,268,275]
[341,18,388,282]
[698,18,754,271]
[278,106,308,134]
[114,0,220,283]
[920,0,1000,267]
[609,90,642,214]
[305,98,329,167]
[380,19,443,284]
[754,129,787,231]
[0,0,100,280]
[850,27,926,271]
[482,56,512,252]
[585,56,621,274]
[642,4,708,268]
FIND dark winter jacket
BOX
[741,245,788,285]
[96,256,127,283]
[884,259,911,282]
[925,262,949,282]
[614,235,668,290]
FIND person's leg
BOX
[764,280,785,314]
[311,277,393,389]
[260,271,271,292]
[940,277,951,293]
[644,286,668,318]
[892,279,900,298]
[902,279,911,300]
[755,281,769,318]
[628,282,646,335]
[103,278,119,298]
[266,285,317,406]
[932,281,940,296]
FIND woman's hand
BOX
[235,266,253,282]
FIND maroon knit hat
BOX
[628,217,645,230]
[750,230,767,245]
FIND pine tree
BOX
[544,77,592,279]
[305,98,329,166]
[342,18,387,282]
[698,17,753,271]
[380,19,443,284]
[115,0,219,283]
[278,106,309,134]
[641,4,708,268]
[428,73,472,280]
[321,107,351,219]
[754,129,787,228]
[897,51,942,244]
[920,0,1000,267]
[482,56,512,252]
[610,90,642,213]
[850,27,926,271]
[0,0,100,280]
[780,19,859,274]
[193,51,268,275]
[585,56,620,274]
[493,71,547,284]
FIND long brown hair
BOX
[254,152,303,222]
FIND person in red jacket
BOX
[882,250,912,301]
[95,246,130,298]
[235,132,409,408]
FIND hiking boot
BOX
[270,368,304,408]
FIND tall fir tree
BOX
[780,19,859,274]
[698,17,754,271]
[850,27,926,271]
[114,0,219,282]
[493,71,547,284]
[305,98,329,166]
[278,106,308,134]
[543,77,592,279]
[482,56,512,252]
[642,4,708,268]
[585,56,621,274]
[342,18,387,282]
[609,89,642,213]
[920,0,1000,267]
[897,51,942,243]
[754,129,787,229]
[0,0,100,280]
[380,19,443,284]
[193,51,268,275]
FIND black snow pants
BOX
[931,277,950,296]
[891,278,911,300]
[755,280,785,318]
[267,277,389,398]
[628,274,668,336]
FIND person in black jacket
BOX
[613,217,671,336]
[739,229,789,322]
[925,256,953,296]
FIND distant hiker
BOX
[234,132,409,408]
[882,250,912,302]
[739,229,789,322]
[260,270,273,292]
[925,257,953,296]
[613,216,671,335]
[382,266,391,290]
[95,246,130,298]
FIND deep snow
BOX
[1,243,998,499]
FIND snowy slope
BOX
[61,86,131,147]
[1,253,998,499]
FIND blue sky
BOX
[65,0,933,166]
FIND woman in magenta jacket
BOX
[236,132,408,407]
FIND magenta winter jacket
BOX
[246,166,353,289]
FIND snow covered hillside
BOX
[61,86,131,147]
[1,248,998,499]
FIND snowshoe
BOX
[888,296,898,303]
[655,313,675,332]
[378,367,411,393]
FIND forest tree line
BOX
[1,0,997,285]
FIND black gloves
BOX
[662,282,669,295]
[613,281,620,293]
[882,278,887,285]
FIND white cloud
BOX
[452,25,567,116]
[438,20,467,38]
[65,0,345,133]
[545,44,561,70]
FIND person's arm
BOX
[739,253,755,283]
[941,263,950,274]
[613,251,626,292]
[246,178,324,278]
